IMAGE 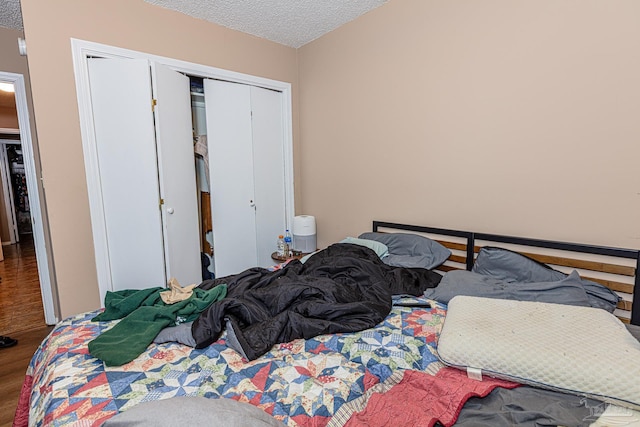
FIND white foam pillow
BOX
[437,296,640,410]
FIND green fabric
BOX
[89,285,227,366]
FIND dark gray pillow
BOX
[358,232,451,270]
[103,396,286,427]
[472,246,564,283]
[472,247,620,312]
[424,269,592,307]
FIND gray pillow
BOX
[103,396,286,427]
[424,269,592,307]
[472,247,620,312]
[153,321,196,347]
[358,232,451,270]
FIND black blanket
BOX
[192,243,441,360]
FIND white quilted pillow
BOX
[437,295,640,410]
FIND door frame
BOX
[70,39,295,304]
[0,71,57,324]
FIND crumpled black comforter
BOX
[192,243,441,360]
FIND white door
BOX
[87,58,202,292]
[151,63,202,286]
[205,80,287,276]
[250,86,286,267]
[205,79,258,276]
[88,58,166,291]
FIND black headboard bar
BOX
[372,221,640,325]
[634,252,640,325]
[372,221,470,238]
[474,232,639,260]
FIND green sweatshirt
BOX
[88,285,227,366]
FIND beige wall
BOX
[0,27,28,77]
[19,0,640,318]
[20,0,299,317]
[298,0,640,250]
[0,27,20,245]
[0,26,42,245]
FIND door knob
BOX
[167,207,174,214]
[249,200,256,207]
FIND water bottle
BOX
[284,229,293,257]
[277,235,285,257]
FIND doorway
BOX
[0,72,57,325]
[0,141,30,243]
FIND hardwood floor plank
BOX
[0,326,53,427]
[0,236,49,427]
[0,236,47,336]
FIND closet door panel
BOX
[151,63,201,286]
[87,58,166,290]
[250,86,286,267]
[204,79,258,276]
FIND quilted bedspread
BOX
[17,298,498,427]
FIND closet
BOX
[0,140,28,244]
[86,57,289,293]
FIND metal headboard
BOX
[373,221,640,326]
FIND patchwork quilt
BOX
[16,298,510,427]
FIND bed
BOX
[14,221,640,427]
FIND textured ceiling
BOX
[0,0,387,48]
[0,0,22,30]
[144,0,388,47]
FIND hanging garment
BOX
[194,135,209,186]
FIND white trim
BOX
[281,87,295,231]
[70,39,295,304]
[0,71,57,324]
[70,43,113,306]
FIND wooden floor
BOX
[0,236,47,335]
[0,327,52,427]
[0,236,52,427]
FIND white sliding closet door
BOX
[204,80,286,276]
[205,80,258,276]
[87,58,166,290]
[250,86,286,267]
[87,59,202,293]
[151,63,201,286]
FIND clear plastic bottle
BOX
[284,229,293,257]
[277,235,285,257]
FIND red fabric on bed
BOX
[12,374,32,427]
[343,367,519,427]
